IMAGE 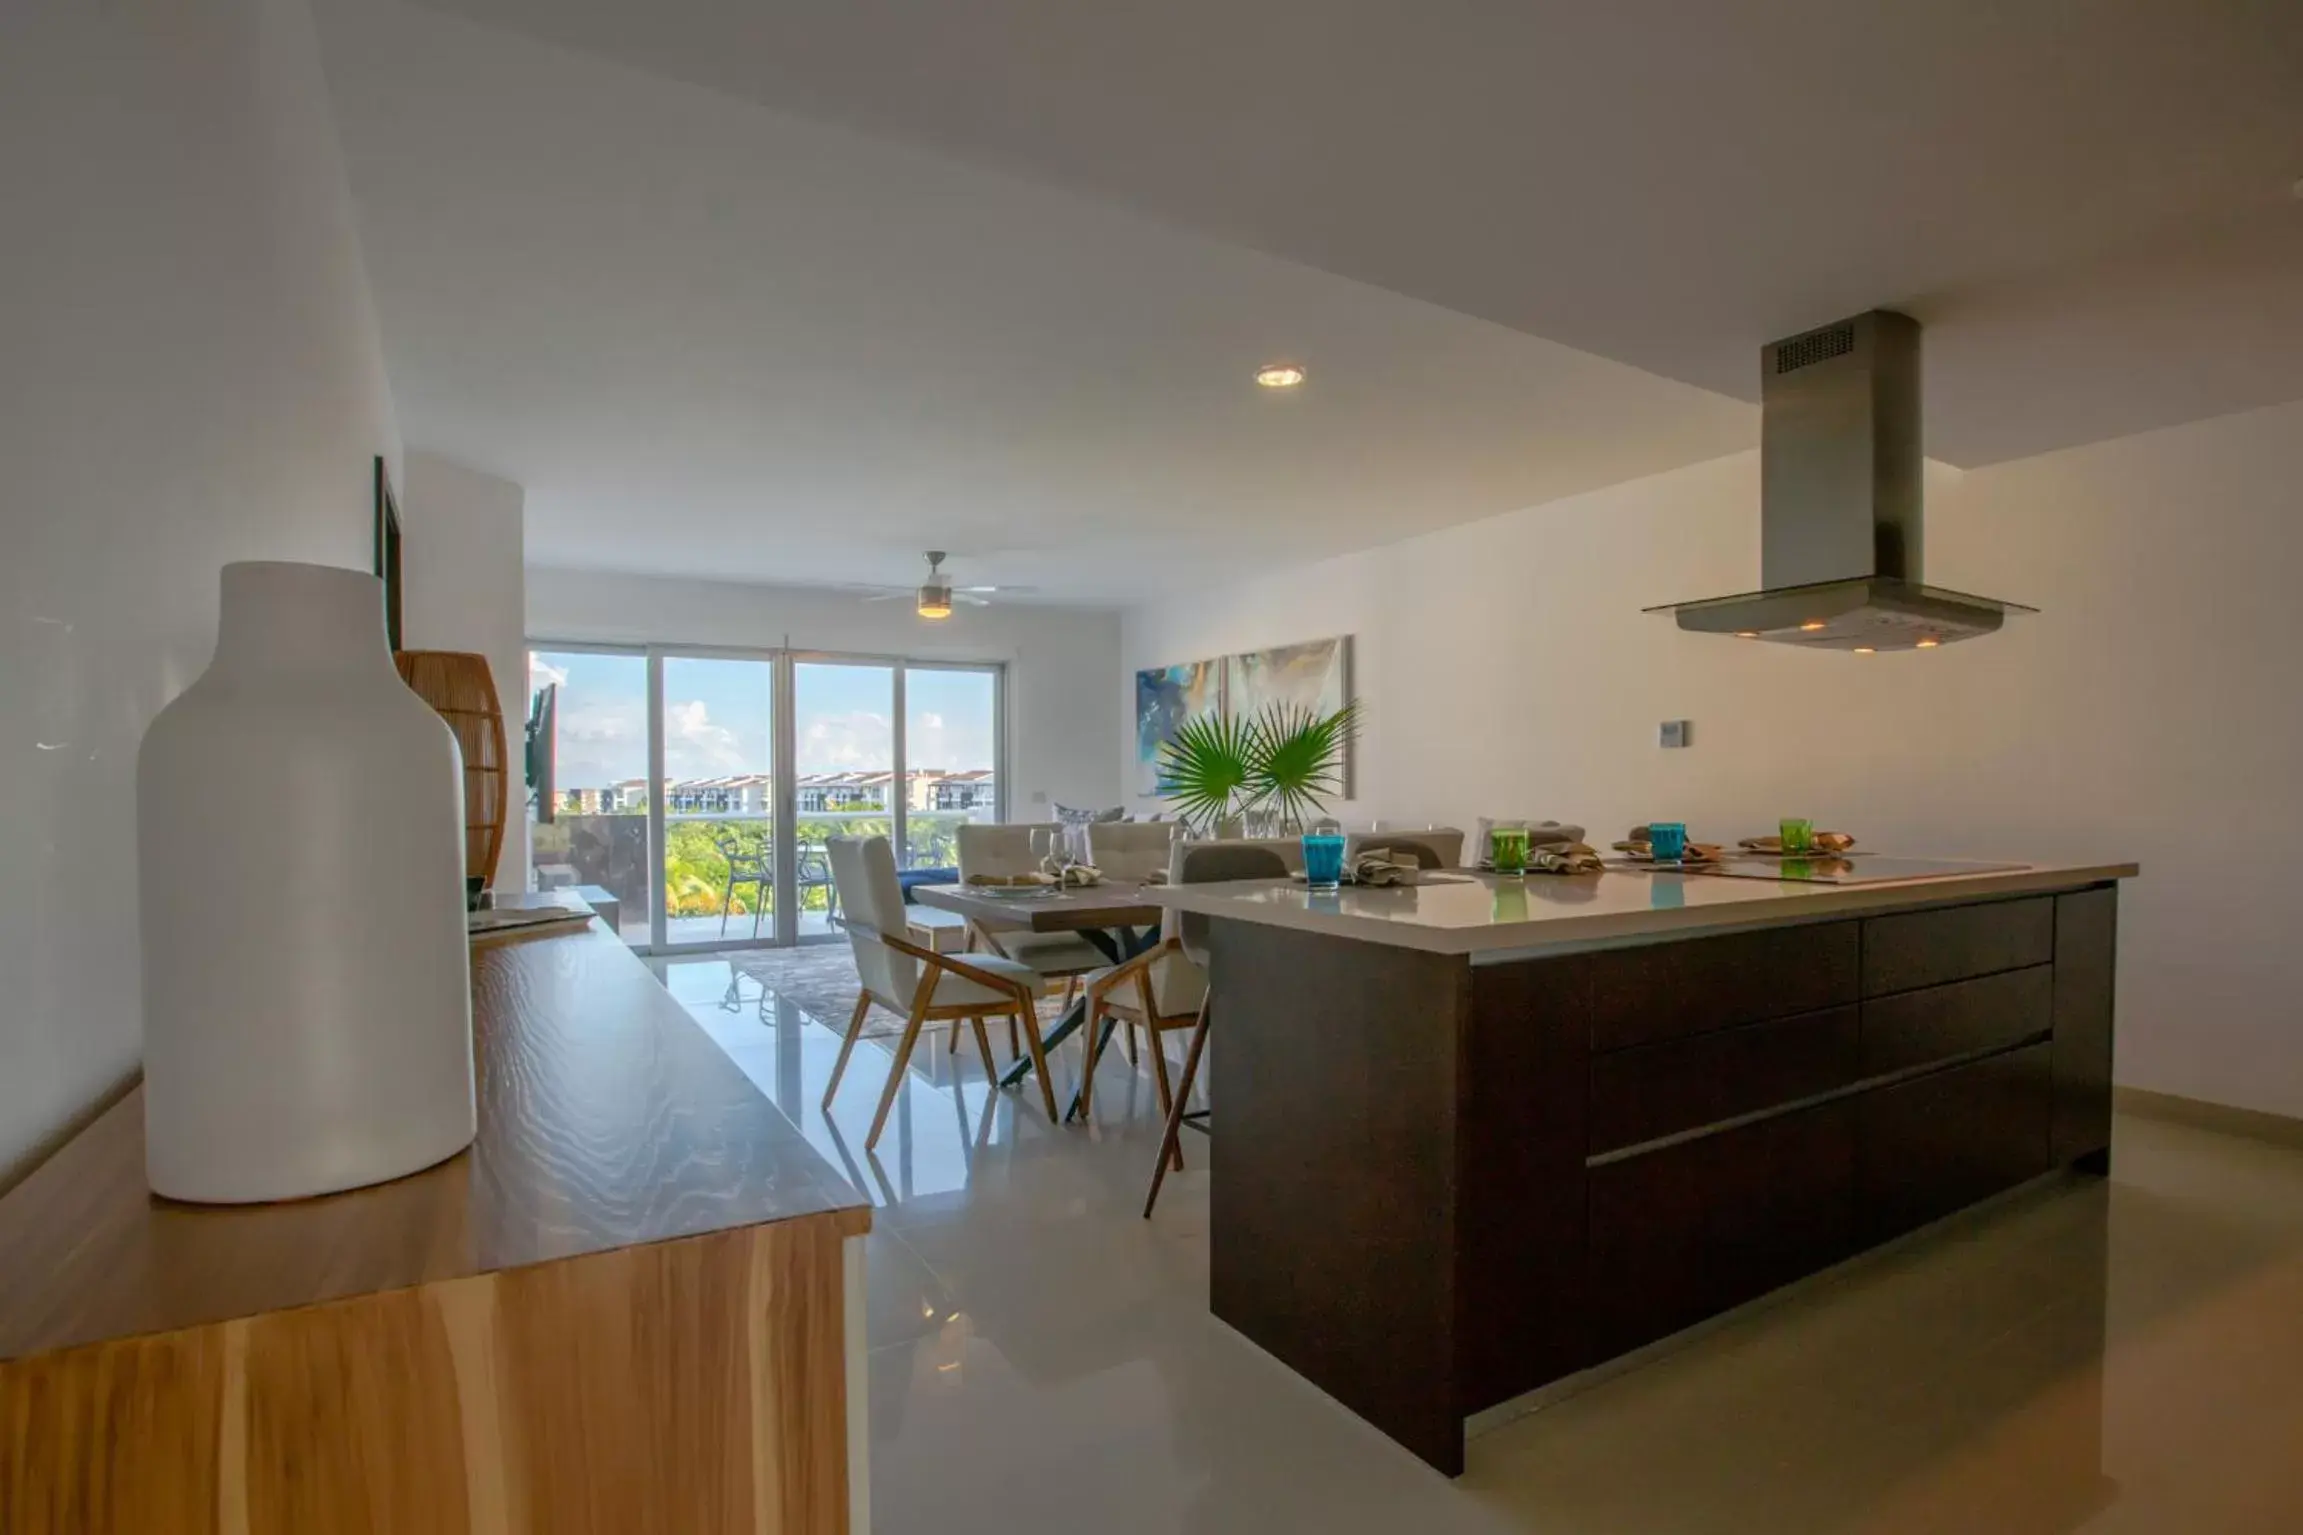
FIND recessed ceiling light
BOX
[1853,646,1876,654]
[1254,363,1307,389]
[1798,620,1828,632]
[1733,630,1760,639]
[1915,636,1941,649]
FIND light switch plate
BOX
[1659,720,1691,749]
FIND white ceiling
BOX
[321,0,2303,602]
[315,0,1752,603]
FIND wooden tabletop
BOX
[910,880,1166,932]
[0,921,870,1363]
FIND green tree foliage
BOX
[658,814,970,917]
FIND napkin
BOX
[1350,853,1412,887]
[1528,843,1605,875]
[1738,831,1858,853]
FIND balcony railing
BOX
[531,808,988,943]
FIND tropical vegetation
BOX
[1155,700,1361,834]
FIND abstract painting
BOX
[1134,657,1226,794]
[1228,636,1354,788]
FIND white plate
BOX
[970,884,1062,900]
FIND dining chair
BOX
[1077,826,1211,1117]
[1346,827,1466,869]
[821,835,1061,1148]
[1139,839,1291,1217]
[1087,820,1176,883]
[953,823,1108,995]
[714,832,771,938]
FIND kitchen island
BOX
[1151,859,2136,1476]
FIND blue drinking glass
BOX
[1302,820,1347,890]
[1648,821,1689,863]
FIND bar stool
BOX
[1142,840,1290,1217]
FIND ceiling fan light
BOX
[916,584,953,620]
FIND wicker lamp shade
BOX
[393,650,509,885]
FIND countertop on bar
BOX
[1145,859,2140,956]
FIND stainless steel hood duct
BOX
[1647,310,2033,650]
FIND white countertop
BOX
[1145,860,2139,957]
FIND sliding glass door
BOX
[526,647,650,945]
[791,659,896,942]
[527,642,1003,953]
[902,663,1001,871]
[659,654,777,948]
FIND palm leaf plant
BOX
[1244,700,1361,833]
[1155,712,1258,834]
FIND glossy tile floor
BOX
[655,954,2303,1533]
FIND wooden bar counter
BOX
[1153,859,2136,1477]
[0,916,871,1533]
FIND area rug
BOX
[730,945,1071,1041]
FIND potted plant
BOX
[1156,701,1360,836]
[1155,712,1257,836]
[1245,701,1360,834]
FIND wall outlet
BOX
[1659,720,1691,749]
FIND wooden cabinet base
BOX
[2,1214,860,1534]
[1201,880,2121,1478]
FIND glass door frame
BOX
[529,636,1008,955]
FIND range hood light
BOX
[1916,636,1941,649]
[1734,630,1760,639]
[1798,620,1827,632]
[1853,646,1876,654]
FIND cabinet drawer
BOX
[1590,1005,1858,1156]
[1856,1043,2053,1245]
[1590,921,1859,1052]
[1860,965,2052,1078]
[1861,897,2053,996]
[1588,1101,1855,1359]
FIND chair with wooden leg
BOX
[954,824,1107,1033]
[1076,934,1198,1123]
[819,835,1061,1150]
[1135,841,1291,1217]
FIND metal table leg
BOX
[996,925,1152,1114]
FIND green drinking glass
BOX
[1780,817,1815,854]
[1489,822,1530,876]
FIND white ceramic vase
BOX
[137,561,476,1203]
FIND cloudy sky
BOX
[530,650,995,790]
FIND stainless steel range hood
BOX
[1646,310,2033,651]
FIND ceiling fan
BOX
[855,551,1030,619]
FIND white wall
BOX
[1124,399,2303,1121]
[526,568,1124,827]
[402,452,528,891]
[0,0,403,1181]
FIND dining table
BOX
[908,878,1167,1115]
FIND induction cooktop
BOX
[1697,855,2027,885]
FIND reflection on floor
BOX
[654,952,2303,1533]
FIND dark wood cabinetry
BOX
[1207,878,2120,1478]
[1857,1042,2055,1243]
[1589,1100,1856,1355]
[1861,895,2054,995]
[1859,964,2052,1076]
[1590,920,1858,1050]
[2052,889,2118,1167]
[1589,1005,1858,1155]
